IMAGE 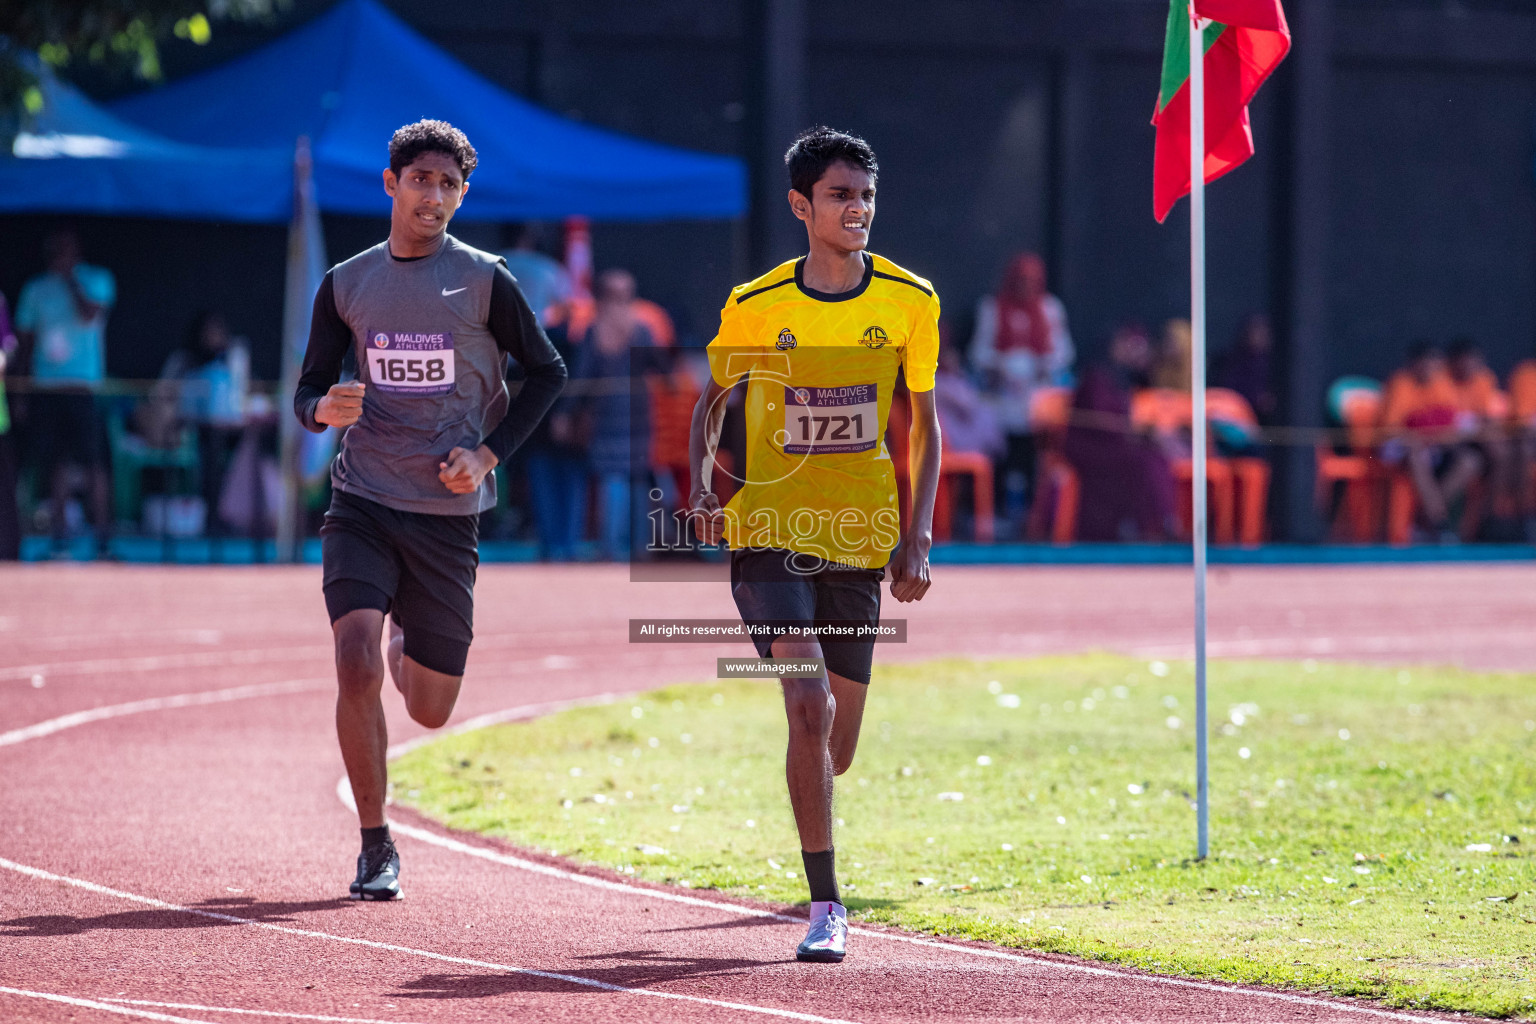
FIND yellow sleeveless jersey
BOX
[706,251,940,568]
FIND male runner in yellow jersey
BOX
[688,127,942,963]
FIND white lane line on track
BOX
[6,628,226,651]
[363,702,1458,1024]
[1,660,1463,1023]
[0,638,710,686]
[102,998,431,1024]
[383,693,621,761]
[341,776,794,923]
[1129,631,1536,660]
[0,857,867,1024]
[372,786,1456,1024]
[0,679,332,748]
[0,647,330,683]
[0,986,220,1024]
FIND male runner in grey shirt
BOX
[295,120,567,900]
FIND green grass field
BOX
[392,656,1536,1018]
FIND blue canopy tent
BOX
[0,63,291,221]
[8,1,743,556]
[111,0,745,222]
[0,65,325,555]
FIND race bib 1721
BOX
[366,330,456,396]
[782,383,879,455]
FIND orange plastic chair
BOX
[934,451,996,542]
[1022,386,1079,543]
[1315,382,1384,541]
[1132,388,1236,545]
[1205,388,1270,546]
[647,367,709,511]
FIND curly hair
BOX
[388,120,478,178]
[784,126,877,199]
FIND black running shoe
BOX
[350,840,402,901]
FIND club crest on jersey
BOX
[373,332,390,348]
[776,327,798,351]
[860,325,889,350]
[792,388,811,405]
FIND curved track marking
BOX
[102,998,433,1024]
[7,628,226,651]
[0,857,868,1024]
[383,693,622,761]
[359,705,1459,1024]
[0,679,331,748]
[338,776,795,922]
[0,648,330,684]
[0,987,219,1024]
[1131,631,1536,659]
[0,577,1488,1024]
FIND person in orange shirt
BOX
[1506,353,1536,528]
[1381,341,1481,538]
[1447,337,1515,521]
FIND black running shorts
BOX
[26,390,108,470]
[729,546,884,684]
[320,489,479,676]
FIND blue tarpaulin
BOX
[0,61,292,222]
[112,0,745,222]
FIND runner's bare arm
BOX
[891,388,940,603]
[688,377,732,544]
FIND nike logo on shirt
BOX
[441,287,467,297]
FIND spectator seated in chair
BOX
[1445,336,1515,531]
[156,311,255,537]
[933,346,1003,541]
[1212,313,1277,424]
[1380,340,1480,541]
[1507,353,1536,537]
[1062,324,1176,542]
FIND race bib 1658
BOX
[782,383,879,455]
[366,330,456,396]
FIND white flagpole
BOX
[278,137,325,563]
[1188,4,1211,860]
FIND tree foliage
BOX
[1,0,285,132]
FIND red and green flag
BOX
[1152,0,1291,223]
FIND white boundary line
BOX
[102,998,431,1024]
[0,647,330,683]
[0,679,332,748]
[364,702,1459,1024]
[0,857,864,1024]
[0,669,1465,1023]
[383,693,621,761]
[0,986,220,1024]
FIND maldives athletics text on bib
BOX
[367,330,456,396]
[782,383,879,455]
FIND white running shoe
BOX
[796,900,847,962]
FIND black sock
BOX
[801,848,840,905]
[361,825,392,851]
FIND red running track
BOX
[4,562,1531,1024]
